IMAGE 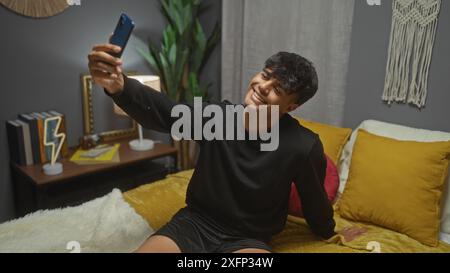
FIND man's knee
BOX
[134,235,182,253]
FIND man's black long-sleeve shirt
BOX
[107,76,336,240]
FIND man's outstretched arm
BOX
[294,140,336,239]
[106,75,178,133]
[88,43,177,133]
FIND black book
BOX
[15,120,34,165]
[18,113,41,164]
[5,120,26,165]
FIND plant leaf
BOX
[137,47,158,72]
[168,43,177,65]
[160,52,175,99]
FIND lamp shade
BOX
[113,75,161,116]
[129,75,161,92]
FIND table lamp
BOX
[113,75,160,151]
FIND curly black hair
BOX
[264,52,318,105]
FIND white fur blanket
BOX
[0,189,153,253]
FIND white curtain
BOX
[221,0,355,126]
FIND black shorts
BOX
[152,207,272,253]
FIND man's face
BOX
[244,69,300,116]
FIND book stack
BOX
[5,111,69,166]
[70,144,121,165]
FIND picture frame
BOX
[81,73,138,142]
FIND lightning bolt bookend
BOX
[42,116,66,176]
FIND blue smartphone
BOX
[109,13,135,58]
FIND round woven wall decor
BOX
[0,0,70,18]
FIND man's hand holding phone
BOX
[88,43,124,95]
[88,13,135,95]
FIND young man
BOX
[88,44,361,253]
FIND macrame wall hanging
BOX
[382,0,441,108]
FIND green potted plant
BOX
[136,0,220,169]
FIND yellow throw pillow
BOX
[339,130,450,246]
[295,118,352,166]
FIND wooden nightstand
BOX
[10,138,178,218]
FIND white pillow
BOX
[338,120,450,234]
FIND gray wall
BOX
[0,0,221,223]
[344,0,450,132]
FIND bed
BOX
[124,169,450,253]
[123,118,450,253]
[1,118,449,253]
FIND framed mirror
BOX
[81,74,138,142]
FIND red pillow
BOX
[288,155,339,217]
